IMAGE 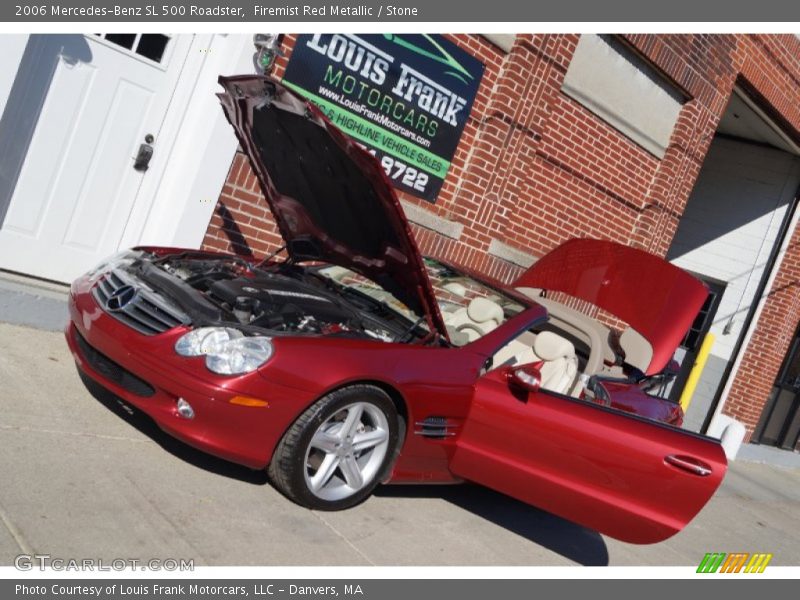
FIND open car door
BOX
[449,367,727,544]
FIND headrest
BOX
[534,331,576,361]
[466,297,504,325]
[619,327,653,373]
[443,282,468,297]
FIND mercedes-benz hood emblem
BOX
[106,285,138,311]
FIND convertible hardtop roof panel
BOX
[514,239,708,375]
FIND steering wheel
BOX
[456,322,485,340]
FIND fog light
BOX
[176,398,195,420]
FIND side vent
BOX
[414,416,460,439]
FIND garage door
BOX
[0,34,194,282]
[668,135,800,430]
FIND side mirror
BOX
[507,364,542,393]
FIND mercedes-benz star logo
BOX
[106,285,138,311]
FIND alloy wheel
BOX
[303,401,390,501]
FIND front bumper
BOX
[66,280,317,469]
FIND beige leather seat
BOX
[442,282,468,297]
[493,334,538,368]
[619,327,653,373]
[446,297,505,342]
[467,297,504,328]
[533,331,579,395]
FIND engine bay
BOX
[142,253,413,343]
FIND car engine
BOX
[148,254,400,342]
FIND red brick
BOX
[202,34,800,437]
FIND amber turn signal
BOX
[228,395,270,408]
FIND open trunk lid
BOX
[515,239,708,375]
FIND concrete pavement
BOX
[0,321,798,566]
[0,272,69,332]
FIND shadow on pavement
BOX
[78,369,269,485]
[79,369,609,565]
[375,484,610,566]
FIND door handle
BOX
[664,454,713,477]
[133,134,154,171]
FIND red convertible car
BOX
[66,76,726,544]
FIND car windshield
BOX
[316,258,525,346]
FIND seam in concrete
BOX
[122,473,209,565]
[0,500,34,555]
[0,270,70,299]
[0,424,153,445]
[310,511,376,566]
[737,443,800,470]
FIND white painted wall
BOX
[669,137,800,362]
[0,35,29,112]
[0,33,254,263]
[129,34,257,250]
[669,136,800,431]
[0,32,255,281]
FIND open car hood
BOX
[514,239,708,375]
[217,75,448,340]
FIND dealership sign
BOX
[282,34,485,202]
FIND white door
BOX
[0,34,194,282]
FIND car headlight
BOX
[175,327,274,375]
[175,327,242,356]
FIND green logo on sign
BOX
[382,34,474,84]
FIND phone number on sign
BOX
[368,152,430,194]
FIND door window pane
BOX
[94,34,171,64]
[136,35,170,63]
[103,33,136,50]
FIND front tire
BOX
[268,385,401,510]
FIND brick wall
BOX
[724,228,800,432]
[201,34,800,437]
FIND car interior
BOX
[317,261,656,401]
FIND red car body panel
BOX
[599,379,683,426]
[67,251,726,543]
[216,75,449,341]
[449,366,726,544]
[66,277,319,469]
[66,266,487,478]
[63,79,728,544]
[515,239,709,375]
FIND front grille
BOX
[75,331,155,397]
[93,269,188,335]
